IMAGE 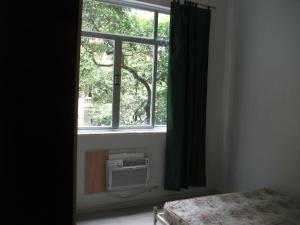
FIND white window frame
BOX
[79,0,170,130]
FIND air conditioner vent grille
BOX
[106,157,150,191]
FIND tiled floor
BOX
[77,204,163,225]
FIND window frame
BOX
[79,0,170,130]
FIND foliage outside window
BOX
[78,0,170,129]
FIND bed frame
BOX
[153,206,170,225]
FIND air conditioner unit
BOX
[106,157,150,191]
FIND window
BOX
[78,0,170,129]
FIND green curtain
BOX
[165,0,211,190]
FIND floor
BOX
[77,204,163,225]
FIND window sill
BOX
[77,126,166,135]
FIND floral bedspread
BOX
[163,188,300,225]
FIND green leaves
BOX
[78,1,170,127]
[120,42,153,125]
[82,1,153,37]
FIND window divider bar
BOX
[154,11,158,41]
[150,11,159,127]
[112,39,122,128]
[81,31,168,46]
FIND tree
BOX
[79,1,169,126]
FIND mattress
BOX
[163,188,300,225]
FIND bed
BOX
[153,188,300,225]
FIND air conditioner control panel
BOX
[107,159,123,168]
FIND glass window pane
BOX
[120,42,154,126]
[158,13,170,40]
[82,1,154,38]
[155,46,169,125]
[78,37,114,127]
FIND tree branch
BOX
[121,58,151,123]
[82,44,113,67]
[84,35,152,123]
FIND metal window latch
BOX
[114,74,121,85]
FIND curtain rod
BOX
[174,0,216,9]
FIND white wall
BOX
[77,131,168,212]
[225,0,300,199]
[76,0,232,213]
